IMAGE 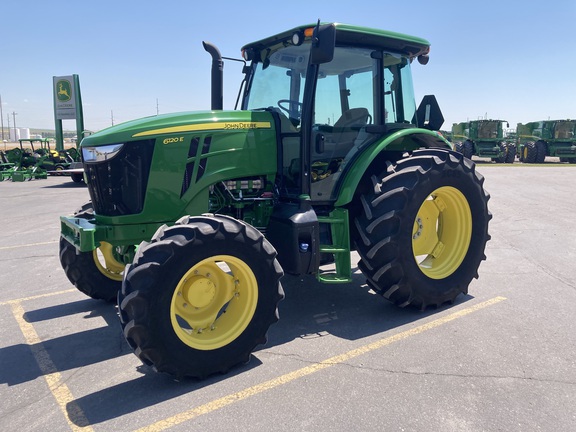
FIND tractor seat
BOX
[317,107,370,159]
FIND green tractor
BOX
[59,23,491,379]
[452,119,515,163]
[517,120,576,163]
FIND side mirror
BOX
[416,95,444,131]
[310,23,335,65]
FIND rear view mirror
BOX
[310,23,336,65]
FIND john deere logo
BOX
[56,80,72,102]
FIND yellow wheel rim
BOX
[93,242,125,281]
[412,186,472,279]
[170,255,258,350]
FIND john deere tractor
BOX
[517,120,576,163]
[59,23,491,379]
[452,119,515,163]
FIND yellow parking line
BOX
[9,301,93,432]
[0,240,59,251]
[0,289,76,306]
[137,296,507,432]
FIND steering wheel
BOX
[277,99,303,117]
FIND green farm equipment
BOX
[452,119,515,163]
[517,120,576,163]
[3,141,52,181]
[59,23,491,379]
[2,138,76,181]
[0,151,16,181]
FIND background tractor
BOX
[59,22,491,380]
[452,119,515,163]
[2,138,75,181]
[517,120,576,163]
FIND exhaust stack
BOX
[202,41,223,110]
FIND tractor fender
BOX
[334,128,451,207]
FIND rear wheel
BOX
[71,172,84,183]
[535,140,547,163]
[495,142,507,163]
[462,140,474,159]
[505,143,516,163]
[522,141,538,163]
[354,149,491,310]
[59,202,126,301]
[118,214,284,379]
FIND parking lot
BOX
[1,163,575,432]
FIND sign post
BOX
[53,75,85,151]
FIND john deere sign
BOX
[52,74,84,151]
[54,76,77,119]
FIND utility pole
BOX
[12,111,17,141]
[7,113,11,142]
[111,110,114,126]
[156,98,159,115]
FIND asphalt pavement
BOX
[0,162,575,432]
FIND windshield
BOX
[555,121,576,139]
[244,42,419,200]
[244,44,310,125]
[477,121,501,139]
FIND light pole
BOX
[12,111,17,142]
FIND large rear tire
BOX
[505,143,516,164]
[118,214,284,379]
[462,140,474,159]
[495,142,507,163]
[535,140,547,163]
[522,141,537,163]
[59,202,125,302]
[354,149,491,310]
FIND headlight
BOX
[82,143,124,162]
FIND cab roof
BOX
[242,23,431,59]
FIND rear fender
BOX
[334,128,451,207]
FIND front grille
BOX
[85,140,155,216]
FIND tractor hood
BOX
[80,110,275,147]
[80,109,278,224]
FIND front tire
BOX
[59,202,125,301]
[535,140,547,163]
[462,140,474,159]
[354,149,491,310]
[523,141,537,163]
[118,214,284,379]
[495,142,507,163]
[505,143,516,163]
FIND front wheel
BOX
[118,214,284,379]
[462,140,474,159]
[354,149,491,310]
[535,140,547,163]
[505,143,516,163]
[523,141,537,163]
[59,202,126,301]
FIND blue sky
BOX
[1,0,575,133]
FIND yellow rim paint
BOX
[93,242,125,281]
[170,255,258,350]
[412,186,472,279]
[132,121,272,138]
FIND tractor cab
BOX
[239,23,443,204]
